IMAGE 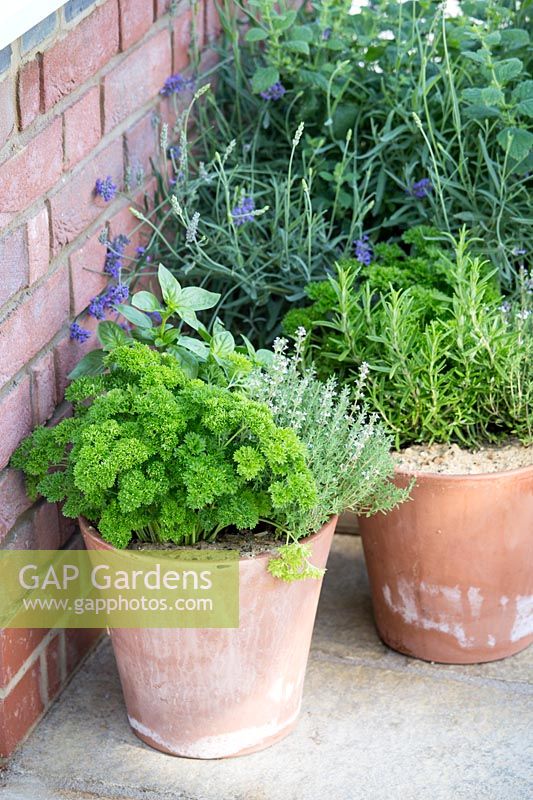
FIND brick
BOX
[0,266,69,390]
[54,315,99,398]
[63,87,102,171]
[69,232,107,315]
[50,138,123,252]
[0,469,33,543]
[64,0,98,23]
[27,206,51,285]
[5,502,62,550]
[103,28,171,133]
[21,13,57,54]
[0,661,43,757]
[0,378,32,471]
[31,351,57,425]
[0,629,45,688]
[0,78,15,148]
[42,2,119,110]
[109,202,144,255]
[0,118,63,214]
[172,8,194,73]
[125,111,157,181]
[0,46,11,76]
[0,227,28,308]
[119,0,154,50]
[155,0,169,18]
[45,634,63,700]
[17,59,42,130]
[205,0,222,42]
[65,628,101,674]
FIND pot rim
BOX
[79,515,338,563]
[393,460,533,482]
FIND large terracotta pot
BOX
[80,516,336,758]
[358,465,533,664]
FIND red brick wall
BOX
[0,0,219,759]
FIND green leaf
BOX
[167,347,199,379]
[177,336,210,360]
[251,66,280,94]
[158,263,182,306]
[493,58,523,84]
[244,28,268,42]
[131,291,161,312]
[272,10,297,31]
[97,321,130,351]
[517,99,533,117]
[211,330,235,362]
[499,29,530,50]
[480,87,504,105]
[67,349,106,379]
[177,307,200,330]
[116,303,153,329]
[255,349,275,367]
[287,40,310,56]
[291,25,313,43]
[462,50,488,65]
[513,80,533,102]
[179,286,220,311]
[496,127,533,161]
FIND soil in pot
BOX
[359,441,533,665]
[81,516,337,759]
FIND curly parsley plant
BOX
[12,343,318,556]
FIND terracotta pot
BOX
[80,516,336,758]
[358,465,533,664]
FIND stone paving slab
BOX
[1,535,531,800]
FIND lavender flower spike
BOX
[70,322,91,342]
[231,196,255,226]
[408,178,432,199]
[260,82,286,101]
[160,74,194,97]
[354,234,373,266]
[95,176,117,202]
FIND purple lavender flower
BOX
[260,82,287,101]
[231,196,255,226]
[104,234,130,278]
[407,178,432,199]
[512,247,527,257]
[70,322,91,342]
[160,74,194,97]
[104,283,129,309]
[354,234,373,266]
[168,145,181,160]
[135,246,146,256]
[88,283,129,320]
[322,27,332,40]
[95,176,117,202]
[148,311,163,325]
[88,296,105,320]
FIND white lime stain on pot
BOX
[467,587,483,618]
[500,596,509,606]
[510,595,533,642]
[128,705,301,759]
[382,581,475,647]
[487,635,496,647]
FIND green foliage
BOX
[71,262,273,385]
[212,0,532,283]
[268,542,325,582]
[285,232,533,448]
[247,332,409,535]
[12,343,319,551]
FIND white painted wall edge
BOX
[0,0,67,53]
